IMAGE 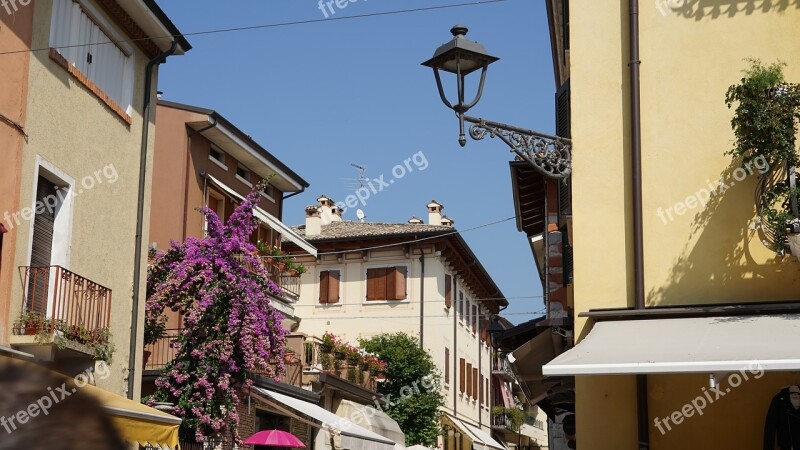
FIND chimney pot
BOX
[408,216,424,225]
[305,205,322,236]
[427,200,444,225]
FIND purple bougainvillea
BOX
[145,182,286,444]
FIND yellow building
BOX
[538,1,800,449]
[0,0,189,406]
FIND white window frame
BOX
[208,146,228,171]
[362,263,411,305]
[26,157,76,318]
[316,266,344,308]
[235,164,252,187]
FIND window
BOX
[480,375,484,404]
[236,165,252,186]
[457,289,464,320]
[262,183,275,201]
[444,348,450,385]
[209,147,227,168]
[471,304,478,333]
[485,378,489,404]
[472,367,478,400]
[466,363,473,397]
[319,270,341,304]
[50,1,134,112]
[444,274,452,309]
[366,267,408,301]
[459,358,465,393]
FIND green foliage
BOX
[359,333,444,447]
[492,406,528,432]
[726,59,800,253]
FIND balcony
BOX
[12,266,112,362]
[492,411,513,431]
[492,356,514,380]
[144,334,378,392]
[234,254,301,302]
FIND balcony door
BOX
[26,176,58,313]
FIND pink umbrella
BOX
[243,430,306,448]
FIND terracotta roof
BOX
[292,221,453,242]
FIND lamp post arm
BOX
[462,115,573,179]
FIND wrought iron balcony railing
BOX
[17,266,111,335]
[492,356,514,380]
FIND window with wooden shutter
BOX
[480,375,484,404]
[319,270,340,304]
[485,378,489,404]
[472,368,478,400]
[366,266,407,301]
[471,304,478,333]
[459,358,465,393]
[480,318,489,344]
[444,274,452,308]
[28,176,58,312]
[466,363,473,397]
[444,348,450,384]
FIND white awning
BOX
[254,388,397,450]
[205,174,317,256]
[335,400,406,446]
[446,415,505,450]
[543,314,800,376]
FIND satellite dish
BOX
[356,209,366,222]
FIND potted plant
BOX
[18,311,45,335]
[345,346,362,366]
[320,332,336,353]
[333,341,347,361]
[726,59,800,255]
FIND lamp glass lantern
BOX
[422,25,499,146]
[487,315,506,351]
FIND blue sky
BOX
[156,0,556,324]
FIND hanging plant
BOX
[725,59,800,253]
[144,180,287,445]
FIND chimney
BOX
[305,206,321,236]
[427,200,443,225]
[441,216,454,227]
[330,205,343,222]
[408,216,423,225]
[318,195,335,225]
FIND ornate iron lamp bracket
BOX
[463,115,572,179]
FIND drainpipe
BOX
[128,40,178,399]
[419,245,425,349]
[628,0,649,448]
[453,273,458,416]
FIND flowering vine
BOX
[144,181,287,444]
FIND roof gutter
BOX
[128,39,178,399]
[628,0,649,448]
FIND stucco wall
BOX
[570,1,800,447]
[0,0,33,345]
[294,245,494,432]
[8,0,162,398]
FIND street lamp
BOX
[422,25,572,179]
[487,314,507,352]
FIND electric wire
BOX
[0,0,510,56]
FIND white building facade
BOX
[283,197,512,449]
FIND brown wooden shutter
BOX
[444,348,450,384]
[28,176,57,312]
[444,274,452,308]
[393,266,407,300]
[480,318,489,344]
[367,268,386,301]
[319,271,330,304]
[466,363,472,397]
[386,267,396,300]
[459,358,465,393]
[480,375,484,404]
[328,270,340,303]
[485,378,489,404]
[472,368,478,400]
